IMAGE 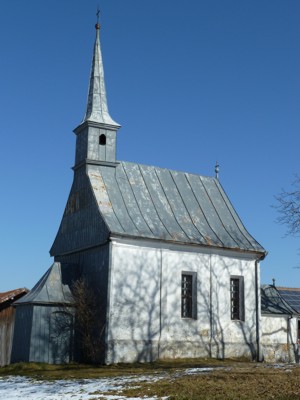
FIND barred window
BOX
[230,276,244,321]
[181,272,197,319]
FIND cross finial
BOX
[95,7,100,30]
[215,161,220,179]
[272,278,276,287]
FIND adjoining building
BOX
[11,19,267,364]
[261,284,300,363]
[0,288,28,366]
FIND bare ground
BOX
[1,359,300,399]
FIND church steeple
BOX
[73,18,120,168]
[82,22,120,127]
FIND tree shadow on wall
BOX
[105,250,259,363]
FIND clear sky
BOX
[0,0,299,291]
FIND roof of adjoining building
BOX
[0,288,28,306]
[276,287,300,314]
[261,285,299,315]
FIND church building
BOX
[11,20,266,364]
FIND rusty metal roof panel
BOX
[116,163,173,240]
[139,164,189,242]
[0,288,28,305]
[115,164,155,236]
[185,174,238,248]
[99,165,141,235]
[214,179,264,252]
[170,171,220,246]
[87,161,265,254]
[153,167,203,242]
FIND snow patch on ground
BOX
[0,374,166,400]
[0,367,218,399]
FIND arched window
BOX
[99,134,106,145]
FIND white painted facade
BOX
[105,238,261,364]
[261,315,298,363]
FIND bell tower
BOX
[73,19,120,169]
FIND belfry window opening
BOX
[99,134,106,145]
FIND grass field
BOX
[1,359,300,399]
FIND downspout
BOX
[255,258,261,362]
[287,315,293,363]
[158,249,163,360]
[209,253,213,358]
[104,239,113,364]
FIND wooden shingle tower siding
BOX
[12,17,266,365]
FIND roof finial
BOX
[215,161,220,179]
[96,6,100,30]
[272,278,276,287]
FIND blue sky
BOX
[0,0,299,291]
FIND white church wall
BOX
[261,315,298,363]
[209,253,258,359]
[106,241,162,363]
[106,239,260,363]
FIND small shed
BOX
[0,288,28,366]
[261,285,299,363]
[11,262,76,364]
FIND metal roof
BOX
[89,161,266,254]
[81,23,120,127]
[14,263,74,306]
[0,288,28,306]
[261,285,298,315]
[277,287,300,314]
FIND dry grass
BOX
[1,359,300,399]
[121,363,300,400]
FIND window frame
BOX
[181,271,197,319]
[230,276,245,321]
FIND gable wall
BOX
[106,239,260,363]
[51,166,109,256]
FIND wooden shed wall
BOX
[11,304,75,364]
[0,305,16,366]
[10,305,33,363]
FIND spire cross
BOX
[215,161,220,179]
[96,7,100,23]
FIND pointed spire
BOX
[82,19,120,127]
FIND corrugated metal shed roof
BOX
[261,285,298,315]
[89,161,266,254]
[14,263,74,306]
[276,287,300,314]
[0,288,28,306]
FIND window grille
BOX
[182,274,193,318]
[230,276,244,321]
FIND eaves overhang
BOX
[109,232,267,260]
[73,119,121,135]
